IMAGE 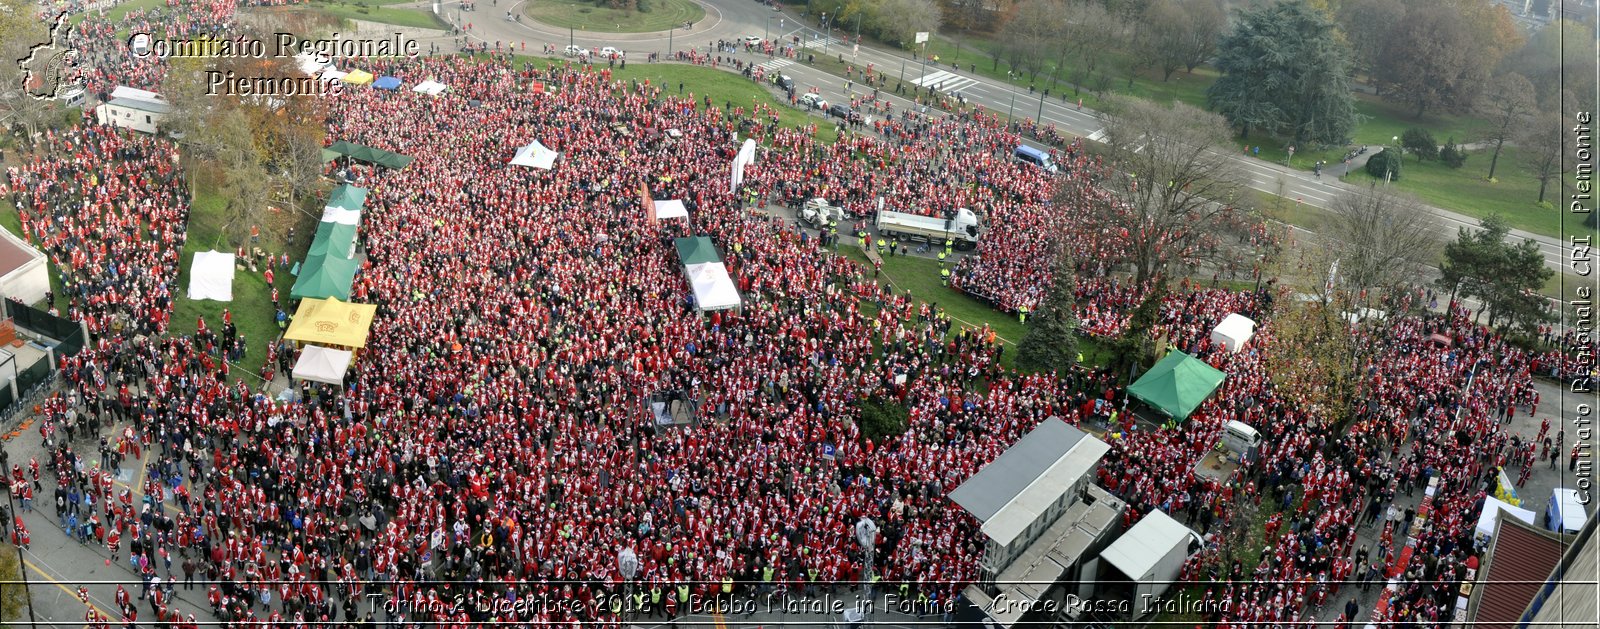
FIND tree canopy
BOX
[1437,215,1554,332]
[1207,0,1359,145]
[1016,249,1081,374]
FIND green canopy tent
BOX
[325,185,368,212]
[307,222,359,259]
[1126,351,1227,422]
[290,254,359,301]
[673,236,724,265]
[325,141,415,170]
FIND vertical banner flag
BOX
[641,182,657,224]
[729,139,758,193]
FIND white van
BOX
[1222,420,1261,461]
[1546,488,1589,534]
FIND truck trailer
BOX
[874,207,981,250]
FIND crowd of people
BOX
[0,2,1583,628]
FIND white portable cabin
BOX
[94,86,170,134]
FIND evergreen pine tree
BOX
[1016,250,1081,374]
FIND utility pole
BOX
[899,57,906,83]
[1037,90,1045,125]
[1007,92,1016,123]
[668,26,673,56]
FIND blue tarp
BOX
[372,76,402,90]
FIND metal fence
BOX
[4,298,86,357]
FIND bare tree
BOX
[1063,2,1116,96]
[1069,95,1255,286]
[1323,184,1441,303]
[1000,0,1066,82]
[869,0,945,48]
[0,0,61,145]
[1519,90,1576,203]
[1475,72,1537,181]
[1178,0,1226,73]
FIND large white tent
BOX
[412,79,448,96]
[292,345,354,385]
[653,199,689,220]
[685,262,741,311]
[510,140,560,170]
[1210,313,1257,353]
[186,250,236,302]
[1475,496,1536,539]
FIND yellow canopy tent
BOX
[283,297,377,349]
[342,69,375,85]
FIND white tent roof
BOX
[412,79,448,96]
[654,199,689,220]
[510,140,559,170]
[186,250,236,302]
[1101,510,1197,580]
[1476,496,1536,538]
[294,53,331,76]
[319,68,348,82]
[685,262,741,311]
[292,345,353,385]
[321,206,361,226]
[1210,313,1257,353]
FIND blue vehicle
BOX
[1014,144,1058,174]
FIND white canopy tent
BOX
[412,79,448,96]
[294,53,331,76]
[1210,313,1257,353]
[321,205,361,225]
[292,345,353,385]
[654,199,689,220]
[510,140,559,170]
[685,262,741,311]
[1475,496,1536,539]
[186,250,236,302]
[319,68,348,82]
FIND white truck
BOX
[798,198,848,228]
[875,207,981,250]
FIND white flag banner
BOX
[729,138,757,193]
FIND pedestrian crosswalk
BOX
[800,36,840,50]
[755,58,793,72]
[911,69,978,95]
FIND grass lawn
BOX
[1352,146,1591,241]
[308,0,446,30]
[169,172,319,383]
[1243,93,1497,172]
[524,0,704,33]
[833,245,1115,369]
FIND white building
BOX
[0,228,49,306]
[94,86,170,134]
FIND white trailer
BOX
[874,207,981,250]
[1099,510,1201,615]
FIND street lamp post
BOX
[1036,90,1045,125]
[765,16,770,43]
[1007,93,1016,124]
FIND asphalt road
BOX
[442,0,1585,278]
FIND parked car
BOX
[770,74,794,90]
[742,36,764,46]
[827,104,852,120]
[798,93,826,110]
[564,45,587,57]
[600,46,622,58]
